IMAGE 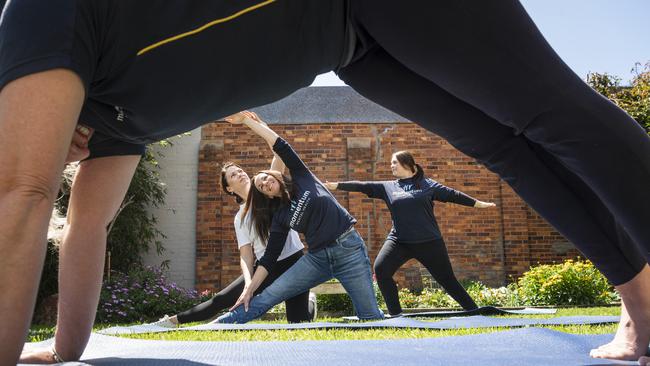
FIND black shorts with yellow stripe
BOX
[0,0,346,158]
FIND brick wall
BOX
[196,121,581,292]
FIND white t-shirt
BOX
[234,204,304,261]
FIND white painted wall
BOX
[142,128,201,289]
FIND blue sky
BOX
[313,0,649,86]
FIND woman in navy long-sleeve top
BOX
[327,151,496,316]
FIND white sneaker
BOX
[308,292,318,321]
[150,314,177,328]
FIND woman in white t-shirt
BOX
[151,158,314,327]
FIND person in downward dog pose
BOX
[325,151,495,316]
[2,1,649,363]
[215,111,384,323]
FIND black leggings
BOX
[338,0,650,286]
[176,251,311,324]
[375,238,477,315]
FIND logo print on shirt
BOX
[115,106,125,122]
[290,191,311,227]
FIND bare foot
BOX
[590,339,647,361]
[593,301,631,351]
[18,348,57,364]
[638,356,650,365]
[590,265,650,361]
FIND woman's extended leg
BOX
[409,240,478,311]
[373,239,411,316]
[216,253,330,324]
[332,231,383,320]
[176,276,245,324]
[349,0,650,257]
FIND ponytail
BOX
[414,163,425,189]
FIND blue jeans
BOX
[217,228,384,323]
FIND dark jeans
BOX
[338,0,650,286]
[375,238,477,315]
[176,251,311,324]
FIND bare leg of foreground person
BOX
[0,70,84,365]
[19,155,139,363]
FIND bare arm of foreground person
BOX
[0,70,85,365]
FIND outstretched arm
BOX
[226,111,308,173]
[474,200,496,208]
[431,181,495,208]
[238,244,256,287]
[231,243,256,312]
[225,111,279,150]
[325,181,385,199]
[270,154,286,174]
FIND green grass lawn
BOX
[28,306,620,343]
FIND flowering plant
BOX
[97,266,213,323]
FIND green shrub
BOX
[313,280,384,314]
[96,266,211,323]
[36,242,60,306]
[517,259,617,306]
[397,288,422,308]
[395,259,617,308]
[373,280,385,307]
[104,147,168,272]
[414,287,455,308]
[316,293,354,314]
[465,282,523,307]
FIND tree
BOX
[38,142,170,306]
[587,61,650,135]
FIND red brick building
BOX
[195,87,581,292]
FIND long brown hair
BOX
[393,150,425,188]
[221,162,246,204]
[243,170,292,244]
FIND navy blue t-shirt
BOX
[338,178,476,243]
[258,138,356,271]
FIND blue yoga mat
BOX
[402,305,557,317]
[98,315,618,335]
[22,328,645,365]
[342,306,556,321]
